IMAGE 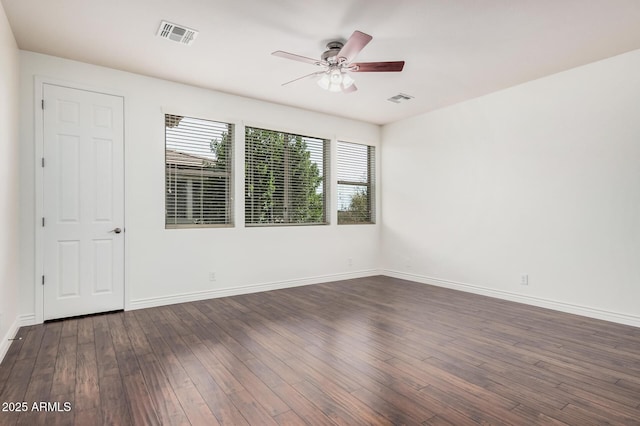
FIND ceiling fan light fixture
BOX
[329,69,343,92]
[317,69,355,93]
[342,73,355,88]
[317,73,331,90]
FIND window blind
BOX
[245,126,328,225]
[337,141,375,224]
[165,114,233,227]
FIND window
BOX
[337,141,375,224]
[245,126,328,225]
[165,114,233,227]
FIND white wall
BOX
[0,1,20,359]
[19,51,380,319]
[382,49,640,326]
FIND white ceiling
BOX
[4,0,640,124]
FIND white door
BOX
[43,84,124,320]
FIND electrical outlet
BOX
[348,258,353,267]
[520,274,529,285]
[209,272,216,282]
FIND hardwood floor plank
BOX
[385,356,525,424]
[225,310,364,393]
[179,332,247,395]
[76,317,94,346]
[74,343,100,416]
[15,323,62,426]
[135,352,190,426]
[423,414,457,426]
[98,372,132,426]
[91,315,119,378]
[351,386,433,425]
[557,382,640,422]
[292,379,374,426]
[60,319,78,339]
[211,318,302,386]
[509,404,571,426]
[16,326,45,361]
[72,408,100,426]
[120,373,161,426]
[121,311,153,356]
[273,409,306,426]
[104,313,161,425]
[534,359,640,408]
[616,377,640,395]
[30,322,62,378]
[228,390,278,426]
[15,375,50,426]
[183,374,248,426]
[189,334,290,417]
[270,383,336,426]
[133,310,226,426]
[560,402,627,426]
[164,309,291,418]
[45,333,78,426]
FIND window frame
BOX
[337,141,376,225]
[244,126,330,227]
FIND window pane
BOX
[165,114,233,227]
[337,184,371,223]
[337,141,375,224]
[245,127,328,225]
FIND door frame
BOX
[34,77,127,323]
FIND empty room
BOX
[1,0,640,425]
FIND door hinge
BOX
[41,157,45,167]
[42,275,45,285]
[42,217,45,227]
[41,99,44,110]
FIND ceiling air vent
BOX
[156,20,198,45]
[387,93,414,104]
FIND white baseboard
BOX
[18,314,36,327]
[0,314,35,364]
[0,318,20,362]
[382,269,640,328]
[0,319,19,363]
[129,269,381,311]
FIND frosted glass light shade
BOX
[317,70,355,93]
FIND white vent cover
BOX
[157,20,198,45]
[387,93,414,104]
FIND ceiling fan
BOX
[272,30,405,93]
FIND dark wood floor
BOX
[1,276,640,425]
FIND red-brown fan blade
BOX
[272,51,324,66]
[337,30,372,63]
[282,71,325,86]
[351,61,405,72]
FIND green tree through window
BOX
[243,127,327,225]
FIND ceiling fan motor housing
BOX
[322,41,344,63]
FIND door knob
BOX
[110,227,122,234]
